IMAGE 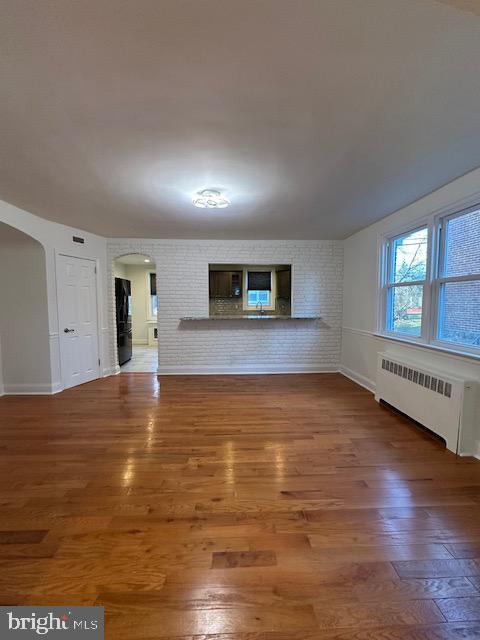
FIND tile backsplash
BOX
[209,297,291,316]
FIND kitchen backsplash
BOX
[209,297,291,316]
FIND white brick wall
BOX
[107,240,343,374]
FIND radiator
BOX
[375,352,477,455]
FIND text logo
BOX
[0,607,103,639]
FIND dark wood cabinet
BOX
[209,271,242,298]
[277,269,291,299]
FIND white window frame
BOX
[380,223,431,344]
[243,267,276,311]
[378,201,480,359]
[430,205,480,356]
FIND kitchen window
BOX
[379,204,480,356]
[244,269,275,310]
[149,272,157,317]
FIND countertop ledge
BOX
[180,315,322,321]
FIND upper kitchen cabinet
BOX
[277,268,291,299]
[209,270,242,298]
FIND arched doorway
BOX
[113,253,158,372]
[0,222,51,394]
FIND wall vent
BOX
[381,357,452,398]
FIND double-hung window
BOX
[384,226,428,339]
[436,207,480,350]
[380,204,480,356]
[244,269,275,310]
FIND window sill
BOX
[373,332,480,363]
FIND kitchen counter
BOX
[180,314,321,321]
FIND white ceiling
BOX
[0,0,479,240]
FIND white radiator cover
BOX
[375,352,477,455]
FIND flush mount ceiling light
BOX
[144,259,150,263]
[192,189,230,209]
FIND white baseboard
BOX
[103,366,121,377]
[459,452,480,460]
[3,382,63,395]
[473,441,480,461]
[339,365,376,393]
[156,364,338,375]
[51,381,63,394]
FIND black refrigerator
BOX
[115,277,132,365]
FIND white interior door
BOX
[57,254,99,389]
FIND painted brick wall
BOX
[107,240,343,374]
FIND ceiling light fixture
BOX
[144,259,150,263]
[192,189,230,209]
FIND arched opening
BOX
[113,253,158,373]
[0,222,51,393]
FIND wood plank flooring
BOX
[0,373,480,638]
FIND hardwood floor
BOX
[1,373,480,638]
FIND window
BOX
[380,205,480,356]
[437,208,480,348]
[385,227,428,338]
[244,269,275,310]
[247,289,271,307]
[149,272,157,317]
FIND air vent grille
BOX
[381,358,452,399]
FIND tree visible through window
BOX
[386,227,428,337]
[381,205,480,355]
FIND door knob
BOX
[64,328,75,333]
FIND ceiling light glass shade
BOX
[193,189,230,209]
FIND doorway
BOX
[0,223,51,394]
[113,254,158,373]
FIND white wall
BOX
[0,202,344,388]
[127,264,154,345]
[0,228,51,392]
[107,240,343,374]
[0,199,109,391]
[341,167,480,455]
[113,262,127,279]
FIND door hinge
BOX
[94,266,97,274]
[98,358,101,366]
